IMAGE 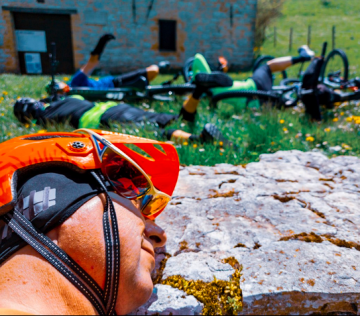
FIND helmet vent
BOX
[22,135,78,140]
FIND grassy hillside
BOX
[261,0,360,79]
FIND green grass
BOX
[260,0,360,82]
[2,73,360,166]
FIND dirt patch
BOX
[280,232,323,243]
[219,179,237,189]
[208,189,236,199]
[273,195,296,203]
[275,179,298,183]
[234,243,247,249]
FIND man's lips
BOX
[141,240,155,259]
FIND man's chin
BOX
[117,277,153,314]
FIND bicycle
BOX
[210,43,360,120]
[47,43,195,103]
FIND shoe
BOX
[194,72,233,89]
[298,45,315,59]
[200,123,230,146]
[158,61,170,73]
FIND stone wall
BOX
[0,0,257,74]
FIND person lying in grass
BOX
[15,73,233,145]
[50,34,169,92]
[192,45,315,94]
[192,46,343,121]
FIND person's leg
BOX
[165,123,231,145]
[112,65,159,88]
[180,72,234,122]
[267,45,315,73]
[81,34,115,76]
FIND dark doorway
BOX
[159,20,177,52]
[13,12,74,74]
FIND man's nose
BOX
[144,220,167,248]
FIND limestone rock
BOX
[134,151,360,315]
[130,285,203,315]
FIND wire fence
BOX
[264,25,360,77]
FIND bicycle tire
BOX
[253,55,288,80]
[182,57,195,83]
[321,49,349,83]
[210,90,282,108]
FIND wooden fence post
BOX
[274,26,277,47]
[289,27,293,52]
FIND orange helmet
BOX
[0,130,180,217]
[0,130,179,315]
[218,56,229,73]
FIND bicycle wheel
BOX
[182,57,195,83]
[146,84,195,101]
[210,90,283,108]
[253,55,288,83]
[321,49,349,88]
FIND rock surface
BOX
[132,150,360,315]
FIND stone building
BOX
[0,0,258,74]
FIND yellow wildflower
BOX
[333,118,339,122]
[324,128,331,132]
[253,47,258,52]
[283,127,288,132]
[63,77,70,81]
[280,119,285,124]
[219,141,224,146]
[193,144,198,149]
[24,123,30,128]
[306,136,315,142]
[346,116,353,122]
[183,141,188,146]
[340,112,344,116]
[37,129,47,134]
[3,91,8,96]
[0,113,4,116]
[271,141,275,146]
[342,143,352,150]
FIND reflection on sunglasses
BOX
[103,149,150,199]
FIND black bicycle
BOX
[281,48,349,89]
[210,43,360,119]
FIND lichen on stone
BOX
[162,257,242,315]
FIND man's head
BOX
[13,98,45,123]
[0,130,179,314]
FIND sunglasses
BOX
[75,129,172,219]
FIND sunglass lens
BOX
[102,149,150,199]
[142,195,171,217]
